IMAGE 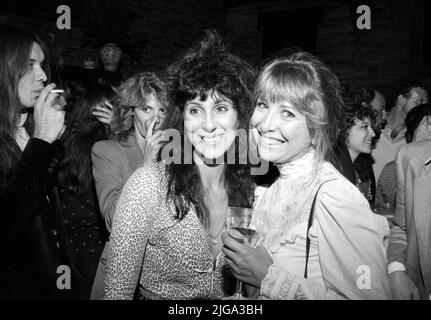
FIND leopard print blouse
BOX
[103,162,231,300]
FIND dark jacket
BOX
[0,138,78,300]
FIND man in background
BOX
[372,82,428,180]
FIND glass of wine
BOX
[223,206,260,300]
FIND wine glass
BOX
[223,206,260,300]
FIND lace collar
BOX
[255,149,322,253]
[276,148,318,179]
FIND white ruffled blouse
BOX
[254,150,392,300]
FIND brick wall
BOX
[1,0,428,96]
[225,0,425,98]
[0,0,224,78]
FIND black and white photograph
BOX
[0,0,430,307]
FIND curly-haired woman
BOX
[334,87,385,207]
[335,103,377,203]
[103,31,256,300]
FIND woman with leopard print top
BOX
[103,30,256,299]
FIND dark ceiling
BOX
[222,0,274,9]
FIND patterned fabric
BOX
[60,188,107,256]
[104,162,231,300]
[59,186,107,299]
[375,161,396,211]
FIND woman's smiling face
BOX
[251,97,312,164]
[183,90,238,161]
[346,117,376,161]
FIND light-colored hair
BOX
[110,71,168,142]
[254,50,344,165]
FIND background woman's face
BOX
[18,42,47,108]
[251,98,311,164]
[346,117,375,157]
[183,90,238,161]
[133,93,166,138]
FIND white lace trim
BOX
[260,263,281,298]
[254,150,324,253]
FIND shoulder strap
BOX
[303,181,328,279]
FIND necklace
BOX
[206,223,226,245]
[356,174,373,201]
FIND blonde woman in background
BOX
[90,72,169,299]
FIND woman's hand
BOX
[33,83,66,143]
[141,117,169,168]
[92,101,113,125]
[389,271,419,300]
[221,232,273,288]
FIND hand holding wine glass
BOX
[221,207,272,299]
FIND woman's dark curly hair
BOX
[348,86,386,136]
[405,103,431,143]
[348,87,375,107]
[337,101,376,148]
[165,30,256,228]
[334,102,376,188]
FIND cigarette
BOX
[51,89,65,94]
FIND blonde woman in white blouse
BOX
[221,50,393,300]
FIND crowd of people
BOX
[0,25,430,300]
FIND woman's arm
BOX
[224,179,392,300]
[103,166,155,300]
[261,181,391,300]
[313,180,392,300]
[260,264,346,300]
[222,232,346,300]
[91,141,126,232]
